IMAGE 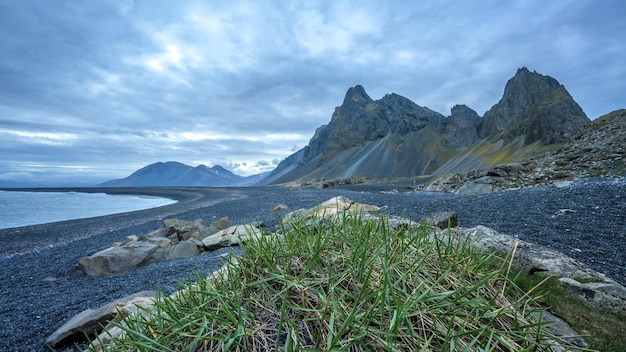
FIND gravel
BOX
[1,179,624,351]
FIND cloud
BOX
[0,0,625,184]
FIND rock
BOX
[45,291,157,349]
[201,224,262,250]
[284,196,379,223]
[164,218,204,241]
[77,216,248,275]
[271,204,288,212]
[443,104,481,150]
[423,211,458,229]
[167,240,200,259]
[456,176,503,195]
[78,241,163,276]
[143,227,174,239]
[531,310,589,349]
[203,216,230,238]
[559,278,626,316]
[463,225,626,316]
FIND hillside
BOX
[424,109,626,194]
[262,68,590,185]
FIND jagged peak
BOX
[342,84,373,105]
[508,67,560,91]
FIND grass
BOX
[89,212,573,351]
[509,271,626,351]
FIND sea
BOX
[0,190,177,229]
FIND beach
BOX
[1,180,624,351]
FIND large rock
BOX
[463,225,626,316]
[456,176,504,195]
[168,240,200,259]
[45,291,157,349]
[284,196,379,223]
[164,218,204,241]
[204,216,230,237]
[423,211,458,229]
[201,224,263,250]
[78,241,163,276]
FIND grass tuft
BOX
[89,212,570,351]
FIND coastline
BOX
[0,187,243,258]
[1,181,624,351]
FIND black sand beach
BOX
[1,180,624,351]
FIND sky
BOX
[0,0,624,186]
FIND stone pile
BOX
[77,216,265,276]
[47,196,626,350]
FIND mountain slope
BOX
[264,68,589,185]
[100,162,260,187]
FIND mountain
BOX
[263,68,590,185]
[100,162,262,187]
[479,67,589,144]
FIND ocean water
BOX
[0,191,177,229]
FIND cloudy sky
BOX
[1,0,624,185]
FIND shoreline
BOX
[0,187,245,259]
[0,188,178,231]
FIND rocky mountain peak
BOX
[302,85,386,164]
[343,84,373,105]
[480,67,588,144]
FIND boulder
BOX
[45,291,157,348]
[463,225,626,316]
[77,217,238,276]
[423,211,458,229]
[203,216,230,238]
[168,240,200,259]
[284,196,379,223]
[78,241,163,276]
[201,224,263,250]
[456,176,503,195]
[164,218,204,241]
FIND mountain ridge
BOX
[99,161,265,187]
[262,67,591,185]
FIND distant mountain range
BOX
[99,162,266,187]
[261,67,590,185]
